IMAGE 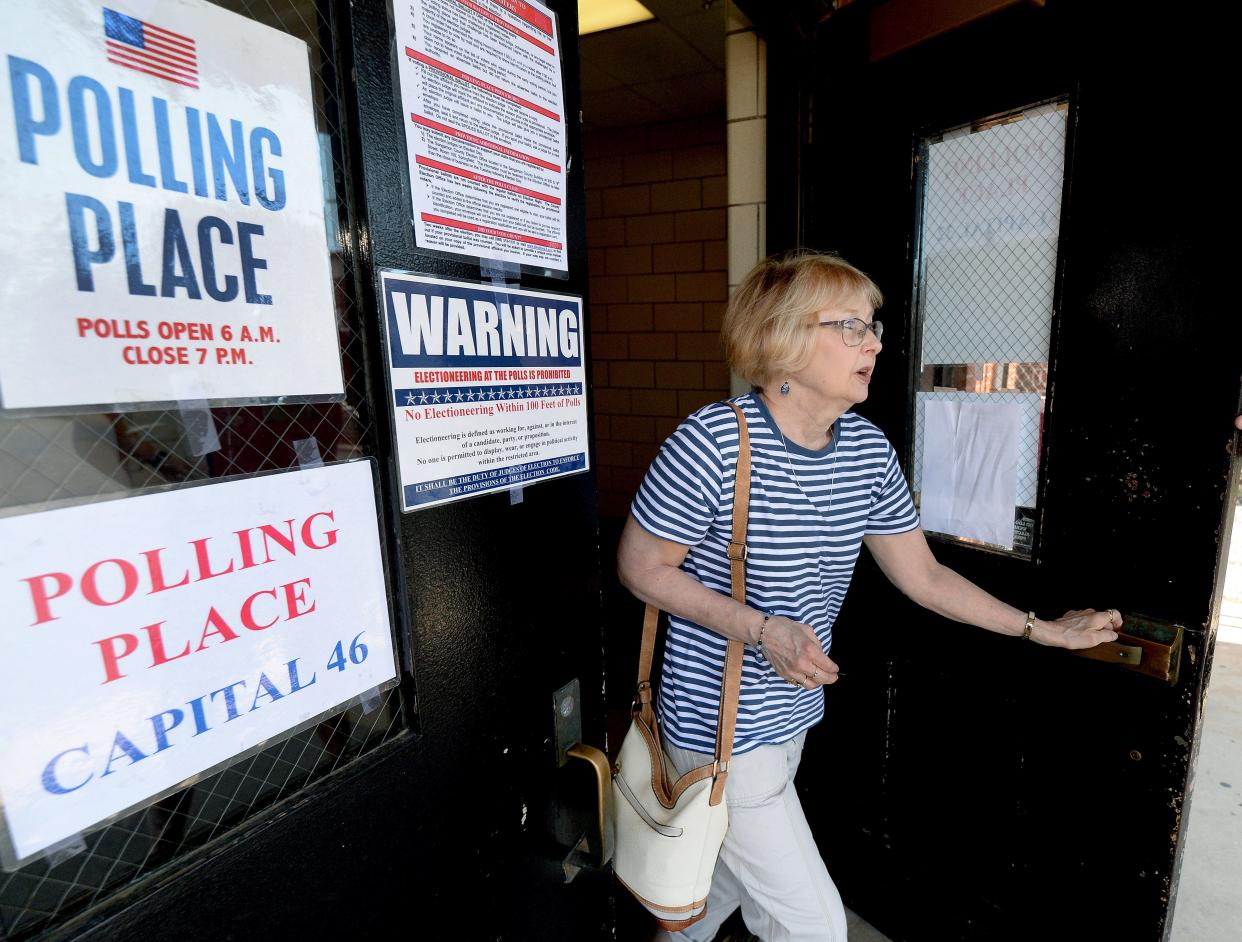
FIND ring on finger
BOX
[810,667,820,681]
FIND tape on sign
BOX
[178,399,221,457]
[43,832,87,868]
[292,437,324,468]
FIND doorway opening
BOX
[1169,439,1242,940]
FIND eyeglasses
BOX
[818,318,883,347]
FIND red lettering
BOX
[241,588,279,631]
[22,571,73,625]
[141,621,191,667]
[191,537,235,581]
[282,578,316,620]
[81,558,139,607]
[301,511,338,550]
[94,632,139,683]
[233,527,259,569]
[122,345,190,365]
[195,606,240,651]
[142,547,190,594]
[258,520,298,562]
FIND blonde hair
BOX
[722,252,883,389]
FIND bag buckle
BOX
[631,681,653,712]
[726,541,747,561]
[712,759,729,777]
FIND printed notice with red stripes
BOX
[395,0,568,271]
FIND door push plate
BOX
[1070,613,1182,685]
[552,678,583,768]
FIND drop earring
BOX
[779,381,791,396]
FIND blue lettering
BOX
[152,97,188,193]
[208,114,249,204]
[211,680,246,721]
[41,745,92,795]
[160,208,201,299]
[185,106,209,197]
[8,56,59,164]
[238,222,271,304]
[100,731,147,777]
[149,707,184,752]
[197,216,238,302]
[118,201,155,296]
[287,657,316,692]
[249,671,284,711]
[187,694,212,735]
[65,192,114,292]
[67,75,117,178]
[117,87,155,187]
[250,127,285,211]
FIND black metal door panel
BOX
[758,2,1236,939]
[48,0,610,939]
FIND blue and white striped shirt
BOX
[630,393,920,755]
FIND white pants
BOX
[656,733,848,942]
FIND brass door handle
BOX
[1068,614,1183,685]
[1072,640,1143,667]
[566,743,615,868]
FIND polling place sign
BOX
[0,461,397,868]
[0,0,344,410]
[379,271,589,511]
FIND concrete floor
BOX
[1167,508,1242,941]
[844,909,890,941]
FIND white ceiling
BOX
[579,0,726,128]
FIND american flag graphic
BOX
[103,7,198,89]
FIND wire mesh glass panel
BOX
[910,100,1067,557]
[0,1,406,937]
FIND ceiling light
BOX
[578,0,655,35]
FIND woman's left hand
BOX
[1035,608,1122,649]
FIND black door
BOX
[2,1,615,939]
[332,0,613,937]
[755,2,1236,939]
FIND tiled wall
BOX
[585,116,730,518]
[726,2,766,396]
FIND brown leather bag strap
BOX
[635,602,660,725]
[633,401,752,805]
[709,403,750,804]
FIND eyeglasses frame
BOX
[817,317,884,346]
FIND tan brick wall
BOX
[585,117,729,519]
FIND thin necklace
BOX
[776,423,839,512]
[757,392,841,510]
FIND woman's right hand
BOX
[759,615,839,689]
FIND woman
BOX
[616,252,1120,942]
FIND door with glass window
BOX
[763,2,1236,939]
[0,0,610,938]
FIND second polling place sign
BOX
[0,0,343,411]
[379,271,589,511]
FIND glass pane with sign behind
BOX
[0,1,406,937]
[909,100,1067,559]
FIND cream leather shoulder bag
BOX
[612,402,749,931]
